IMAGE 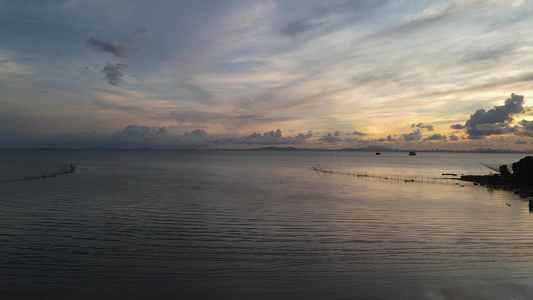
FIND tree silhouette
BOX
[512,156,533,185]
[499,164,511,177]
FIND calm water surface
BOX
[1,150,533,299]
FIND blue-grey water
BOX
[1,150,533,299]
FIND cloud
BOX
[109,126,219,148]
[296,131,313,141]
[215,129,311,145]
[352,131,367,136]
[402,129,423,141]
[112,124,167,139]
[425,133,447,141]
[451,124,465,130]
[184,129,207,137]
[316,130,362,145]
[282,20,323,38]
[449,134,460,141]
[102,63,127,86]
[0,124,315,149]
[319,131,343,144]
[516,120,533,137]
[411,123,434,131]
[235,114,263,119]
[86,37,142,58]
[460,44,517,63]
[111,125,169,146]
[465,93,525,138]
[279,0,389,40]
[83,66,95,72]
[375,135,397,143]
[135,26,151,35]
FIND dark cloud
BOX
[111,125,169,145]
[215,129,311,145]
[135,26,151,35]
[451,124,465,130]
[280,0,389,40]
[296,131,313,141]
[465,93,525,138]
[87,37,142,58]
[316,130,368,145]
[0,125,311,149]
[374,135,397,143]
[282,20,324,39]
[460,44,517,63]
[449,134,460,141]
[402,129,422,141]
[235,114,263,119]
[102,63,127,86]
[515,140,528,145]
[425,134,447,141]
[184,129,207,138]
[352,131,367,136]
[318,131,343,144]
[411,123,434,131]
[109,126,215,148]
[516,120,533,137]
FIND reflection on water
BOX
[1,150,532,299]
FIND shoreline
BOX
[460,175,533,199]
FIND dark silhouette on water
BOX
[310,156,533,206]
[0,163,77,184]
[461,156,533,200]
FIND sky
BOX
[1,0,533,150]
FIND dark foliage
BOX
[512,156,533,184]
[499,164,511,177]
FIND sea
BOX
[1,149,533,300]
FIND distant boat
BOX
[409,151,417,156]
[375,152,381,155]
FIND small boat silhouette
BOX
[409,151,417,156]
